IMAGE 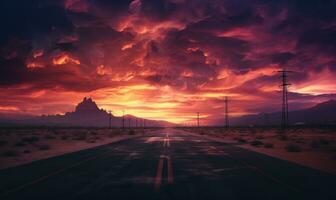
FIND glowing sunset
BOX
[1,0,335,125]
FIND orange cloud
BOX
[52,54,81,66]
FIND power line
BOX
[197,112,200,127]
[225,96,229,128]
[108,110,112,129]
[278,69,292,129]
[122,110,125,129]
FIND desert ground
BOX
[0,128,155,170]
[179,127,336,174]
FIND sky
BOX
[0,0,336,124]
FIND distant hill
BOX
[229,100,336,126]
[0,97,175,127]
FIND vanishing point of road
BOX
[0,128,335,200]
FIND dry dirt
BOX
[0,128,148,170]
[182,127,336,174]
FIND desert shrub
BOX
[0,140,8,146]
[255,135,264,140]
[331,153,336,160]
[2,150,18,157]
[14,141,26,147]
[22,136,39,143]
[250,140,263,146]
[285,144,302,152]
[250,129,257,134]
[23,150,31,154]
[310,140,320,149]
[38,144,50,151]
[52,130,59,135]
[319,138,330,145]
[90,131,98,135]
[92,136,100,140]
[264,143,274,148]
[294,138,305,144]
[234,136,246,143]
[86,140,96,143]
[45,135,56,140]
[238,138,247,143]
[128,129,135,135]
[61,135,68,140]
[72,134,87,140]
[278,135,288,141]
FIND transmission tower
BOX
[197,112,200,128]
[225,96,229,128]
[108,110,112,129]
[278,70,292,129]
[122,110,125,129]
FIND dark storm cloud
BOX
[0,0,336,119]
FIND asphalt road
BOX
[0,128,335,200]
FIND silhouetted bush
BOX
[250,140,263,146]
[238,138,247,143]
[45,135,56,140]
[264,143,274,148]
[319,138,330,145]
[61,135,68,140]
[278,135,288,141]
[90,131,98,135]
[14,141,26,147]
[285,144,301,152]
[255,135,264,140]
[23,150,31,154]
[73,134,87,140]
[38,144,50,151]
[250,129,257,134]
[128,129,135,135]
[22,136,39,143]
[2,150,18,157]
[0,140,8,146]
[310,140,320,149]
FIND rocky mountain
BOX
[229,100,336,126]
[1,97,175,127]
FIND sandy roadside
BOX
[0,129,146,170]
[179,129,336,175]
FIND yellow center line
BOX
[154,156,164,189]
[154,155,174,189]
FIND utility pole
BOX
[135,118,138,128]
[225,96,229,128]
[197,112,200,128]
[108,110,112,129]
[278,69,292,129]
[122,110,125,129]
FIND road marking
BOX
[154,156,164,189]
[154,155,174,189]
[163,137,171,147]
